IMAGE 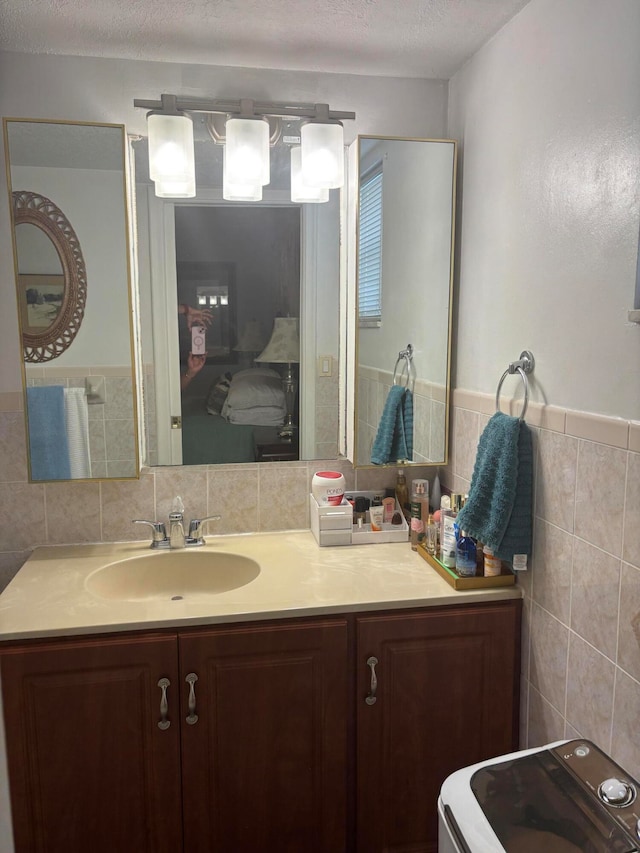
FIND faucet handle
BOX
[133,519,169,549]
[187,515,222,545]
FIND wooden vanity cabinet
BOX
[1,618,349,853]
[355,601,521,853]
[1,632,183,853]
[1,601,520,853]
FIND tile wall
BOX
[0,387,427,590]
[441,388,640,779]
[357,364,446,465]
[24,365,137,478]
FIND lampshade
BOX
[290,146,330,204]
[300,121,344,189]
[147,113,195,189]
[255,317,300,363]
[224,116,270,187]
[233,319,267,353]
[223,147,262,201]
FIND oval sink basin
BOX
[85,550,261,601]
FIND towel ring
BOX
[495,350,535,421]
[393,344,415,393]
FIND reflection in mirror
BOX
[133,119,340,467]
[353,136,456,468]
[3,119,139,481]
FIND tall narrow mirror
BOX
[3,119,139,481]
[352,136,456,468]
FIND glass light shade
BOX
[147,113,195,185]
[222,148,262,201]
[153,175,196,198]
[290,146,330,203]
[300,121,344,189]
[225,117,270,186]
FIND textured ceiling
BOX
[0,0,531,79]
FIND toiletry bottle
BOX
[430,473,441,514]
[395,469,409,520]
[438,495,451,559]
[484,547,502,577]
[425,513,438,555]
[440,508,457,568]
[382,495,395,524]
[455,529,477,577]
[409,480,427,551]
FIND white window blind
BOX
[358,164,383,327]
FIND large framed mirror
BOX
[350,135,456,468]
[132,116,341,467]
[3,119,139,481]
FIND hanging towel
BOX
[370,385,414,465]
[64,387,92,478]
[456,411,533,561]
[26,386,72,481]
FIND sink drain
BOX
[171,595,184,601]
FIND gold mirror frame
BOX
[12,189,87,362]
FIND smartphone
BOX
[191,324,206,355]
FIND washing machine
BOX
[438,739,640,852]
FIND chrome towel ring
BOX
[495,350,535,421]
[393,344,415,392]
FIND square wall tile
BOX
[617,562,640,683]
[566,633,615,751]
[570,539,620,660]
[529,603,569,713]
[623,452,640,569]
[536,430,578,532]
[575,441,626,557]
[258,464,309,531]
[611,669,640,780]
[527,685,566,748]
[207,467,259,535]
[45,482,101,544]
[0,412,28,483]
[531,517,573,624]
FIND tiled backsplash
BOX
[0,387,431,587]
[441,388,640,779]
[24,365,137,478]
[357,364,446,465]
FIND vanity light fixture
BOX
[300,105,344,189]
[134,94,355,201]
[290,146,330,204]
[146,95,196,198]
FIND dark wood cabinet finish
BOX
[0,600,520,853]
[179,619,349,853]
[1,632,182,853]
[355,602,521,853]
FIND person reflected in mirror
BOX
[179,303,213,330]
[181,352,208,390]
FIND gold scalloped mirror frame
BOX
[12,190,87,362]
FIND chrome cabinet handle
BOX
[157,677,171,730]
[365,656,378,705]
[185,672,199,725]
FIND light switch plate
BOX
[318,355,333,377]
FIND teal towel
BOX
[456,411,533,561]
[371,385,413,465]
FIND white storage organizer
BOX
[310,491,409,546]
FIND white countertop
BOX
[0,531,522,641]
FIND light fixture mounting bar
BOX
[133,95,355,122]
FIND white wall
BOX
[0,50,448,394]
[448,0,640,421]
[358,138,454,386]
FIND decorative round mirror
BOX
[12,190,87,362]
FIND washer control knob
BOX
[636,817,640,839]
[599,778,635,807]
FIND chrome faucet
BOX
[169,510,186,549]
[133,497,222,550]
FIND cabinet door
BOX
[356,602,521,853]
[179,618,349,853]
[1,633,182,853]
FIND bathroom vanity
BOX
[0,532,521,853]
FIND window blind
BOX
[358,165,383,327]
